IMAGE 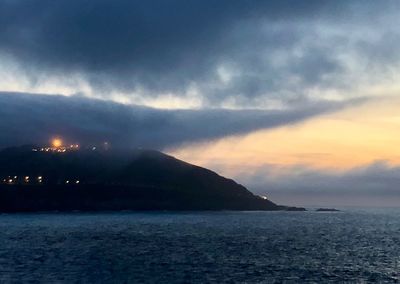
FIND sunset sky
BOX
[1,0,400,206]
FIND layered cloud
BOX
[1,1,400,107]
[239,162,400,207]
[0,92,361,150]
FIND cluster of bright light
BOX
[1,177,82,185]
[1,176,84,185]
[1,176,43,184]
[31,137,110,153]
[2,176,18,184]
[32,143,80,153]
[65,180,80,184]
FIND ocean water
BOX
[0,209,399,283]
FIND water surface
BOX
[0,209,399,283]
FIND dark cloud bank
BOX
[0,92,360,150]
[0,0,336,79]
[1,0,398,104]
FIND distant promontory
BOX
[0,144,304,212]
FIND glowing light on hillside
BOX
[52,138,63,148]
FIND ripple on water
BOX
[0,210,399,283]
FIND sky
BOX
[1,0,400,206]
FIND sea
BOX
[0,209,399,283]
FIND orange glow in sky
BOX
[169,98,400,176]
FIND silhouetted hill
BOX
[0,146,304,212]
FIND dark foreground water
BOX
[0,209,399,283]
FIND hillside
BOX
[0,146,303,212]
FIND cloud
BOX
[239,161,400,207]
[0,92,361,150]
[2,2,399,207]
[1,1,399,106]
